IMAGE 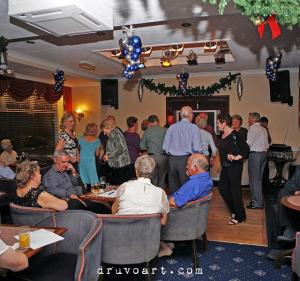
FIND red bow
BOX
[258,15,281,40]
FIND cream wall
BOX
[101,71,299,150]
[72,84,102,136]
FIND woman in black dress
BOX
[217,113,249,224]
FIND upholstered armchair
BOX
[292,232,300,281]
[97,213,161,280]
[10,202,56,226]
[161,193,213,270]
[13,210,103,281]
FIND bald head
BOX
[180,106,193,122]
[186,153,209,176]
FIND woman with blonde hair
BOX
[78,123,101,186]
[56,112,79,166]
[100,117,131,185]
[13,161,68,211]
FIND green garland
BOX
[203,0,300,29]
[141,73,240,97]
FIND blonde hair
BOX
[60,112,75,130]
[84,123,98,136]
[16,161,39,187]
[100,118,116,130]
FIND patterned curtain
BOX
[0,77,70,103]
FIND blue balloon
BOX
[131,52,139,61]
[130,36,142,48]
[135,47,142,54]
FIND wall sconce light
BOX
[186,50,198,65]
[74,108,84,122]
[160,58,172,68]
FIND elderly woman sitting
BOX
[112,155,169,225]
[13,161,68,211]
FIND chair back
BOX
[9,202,55,226]
[98,213,161,265]
[0,179,17,194]
[292,232,300,278]
[161,193,212,241]
[36,210,102,281]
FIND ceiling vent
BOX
[8,0,113,36]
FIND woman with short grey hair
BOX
[134,155,155,178]
[112,155,169,225]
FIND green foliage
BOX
[141,73,240,97]
[202,0,300,28]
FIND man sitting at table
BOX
[0,160,15,180]
[267,165,300,260]
[43,149,110,213]
[0,239,28,272]
[112,155,169,225]
[159,153,213,257]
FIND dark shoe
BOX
[246,205,263,209]
[277,228,296,242]
[266,249,282,261]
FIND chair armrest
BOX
[292,232,300,276]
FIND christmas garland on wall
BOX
[141,72,240,97]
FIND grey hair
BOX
[60,112,75,130]
[249,112,260,122]
[53,149,69,159]
[180,106,193,119]
[190,155,209,172]
[134,155,156,178]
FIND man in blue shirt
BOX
[159,153,213,257]
[163,106,202,193]
[169,153,213,207]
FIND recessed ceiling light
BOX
[181,22,192,27]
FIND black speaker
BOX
[101,79,118,109]
[269,70,291,104]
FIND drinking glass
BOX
[91,183,100,195]
[18,227,30,250]
[99,177,106,190]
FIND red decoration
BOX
[258,15,281,40]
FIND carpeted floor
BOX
[101,241,292,281]
[154,241,291,281]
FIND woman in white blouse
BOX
[112,155,169,225]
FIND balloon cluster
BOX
[54,69,65,93]
[120,27,144,79]
[265,52,282,81]
[176,72,189,95]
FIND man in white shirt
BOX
[0,239,28,272]
[246,112,269,209]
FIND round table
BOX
[281,195,300,212]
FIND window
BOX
[0,93,58,155]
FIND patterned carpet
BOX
[102,241,292,280]
[154,241,291,281]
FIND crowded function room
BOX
[0,0,300,280]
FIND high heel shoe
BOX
[228,218,240,225]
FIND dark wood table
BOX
[0,225,67,258]
[281,195,300,212]
[80,186,118,203]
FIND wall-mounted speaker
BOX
[269,70,292,105]
[101,79,118,109]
